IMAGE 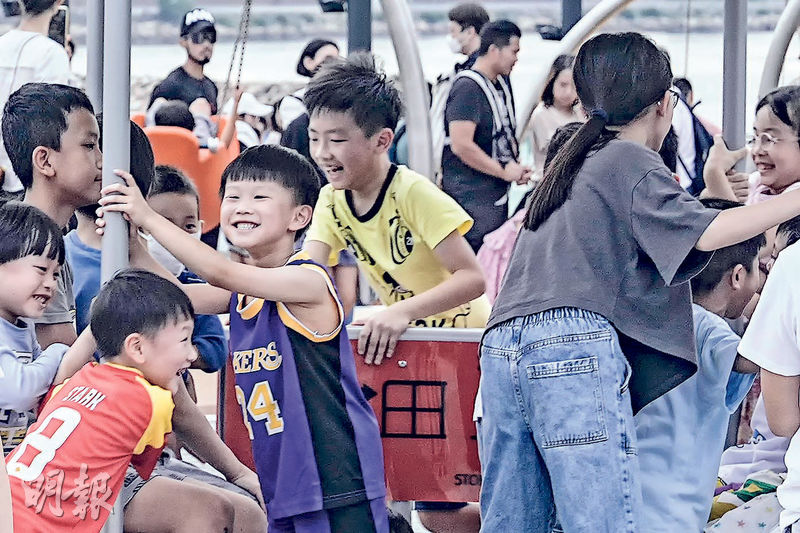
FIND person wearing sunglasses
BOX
[148,8,220,115]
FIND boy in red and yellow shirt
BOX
[6,270,196,532]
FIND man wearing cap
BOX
[149,8,219,114]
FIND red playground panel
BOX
[219,326,484,502]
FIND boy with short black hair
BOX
[67,117,155,336]
[636,198,764,532]
[98,144,389,533]
[302,52,487,533]
[3,82,102,349]
[304,53,488,362]
[65,127,264,533]
[6,269,194,532]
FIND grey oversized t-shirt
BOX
[489,139,719,412]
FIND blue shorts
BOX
[269,498,388,533]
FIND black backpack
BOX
[678,100,714,196]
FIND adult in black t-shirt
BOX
[149,8,219,114]
[442,20,531,252]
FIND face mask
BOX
[147,230,202,277]
[447,34,463,55]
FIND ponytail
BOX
[524,112,610,230]
[523,32,673,231]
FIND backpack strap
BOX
[444,70,519,161]
[454,70,505,134]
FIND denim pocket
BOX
[526,334,611,449]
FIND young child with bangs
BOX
[0,202,95,456]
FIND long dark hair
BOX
[524,33,672,231]
[540,54,575,107]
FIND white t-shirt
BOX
[739,241,800,529]
[277,88,306,130]
[0,29,71,193]
[672,98,696,189]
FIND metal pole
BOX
[759,0,800,98]
[100,0,131,282]
[86,0,103,111]
[562,0,582,35]
[722,0,747,167]
[348,0,371,53]
[380,0,433,178]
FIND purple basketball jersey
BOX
[228,253,386,519]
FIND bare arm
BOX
[52,328,97,384]
[170,380,264,506]
[126,222,232,315]
[303,239,333,266]
[219,89,243,149]
[701,136,747,202]
[696,188,800,251]
[333,264,358,319]
[34,322,77,350]
[100,173,329,306]
[760,368,800,437]
[449,121,530,184]
[357,230,486,364]
[733,354,759,374]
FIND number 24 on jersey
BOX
[235,381,284,439]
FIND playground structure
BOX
[79,1,800,528]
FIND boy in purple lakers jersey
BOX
[99,145,388,533]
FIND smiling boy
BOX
[6,270,195,533]
[99,145,389,533]
[303,53,488,364]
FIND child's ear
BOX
[122,332,147,364]
[289,204,313,233]
[32,146,56,178]
[303,56,317,74]
[730,264,745,290]
[374,127,395,153]
[655,92,671,118]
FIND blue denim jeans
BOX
[477,308,641,533]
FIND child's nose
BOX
[313,141,329,161]
[188,345,198,363]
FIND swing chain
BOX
[221,0,253,110]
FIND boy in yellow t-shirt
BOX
[303,53,489,365]
[303,51,488,533]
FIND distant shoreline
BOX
[0,4,783,47]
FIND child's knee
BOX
[228,491,267,533]
[182,489,236,531]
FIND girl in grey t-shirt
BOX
[477,32,800,533]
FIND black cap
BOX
[180,8,216,37]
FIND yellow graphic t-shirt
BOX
[307,165,490,328]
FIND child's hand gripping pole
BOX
[97,170,158,232]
